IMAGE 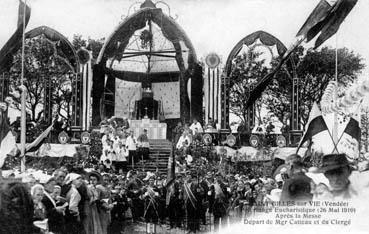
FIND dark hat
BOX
[281,175,313,202]
[285,154,302,164]
[317,154,351,173]
[88,171,102,182]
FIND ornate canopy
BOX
[97,0,197,80]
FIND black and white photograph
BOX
[1,0,369,233]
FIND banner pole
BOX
[20,0,27,172]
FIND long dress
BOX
[84,185,103,234]
[96,184,111,234]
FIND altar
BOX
[130,117,167,139]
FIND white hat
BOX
[280,168,288,174]
[39,174,52,184]
[267,189,282,202]
[33,219,48,231]
[65,173,82,184]
[275,174,283,182]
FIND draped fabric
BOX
[92,64,106,126]
[152,82,180,119]
[104,74,116,118]
[191,63,204,123]
[115,80,142,118]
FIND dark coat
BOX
[41,194,65,233]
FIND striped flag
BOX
[0,0,31,73]
[337,110,361,161]
[297,102,329,152]
[0,105,16,168]
[297,0,358,49]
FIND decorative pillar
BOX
[91,64,105,126]
[71,73,83,128]
[43,77,53,124]
[220,74,230,129]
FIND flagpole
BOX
[332,33,339,154]
[20,0,27,172]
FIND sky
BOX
[0,0,369,77]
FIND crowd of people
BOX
[1,115,368,234]
[2,149,367,234]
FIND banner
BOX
[152,81,180,119]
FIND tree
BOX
[263,46,365,129]
[72,34,104,64]
[7,35,73,124]
[228,50,269,125]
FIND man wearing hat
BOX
[280,161,313,202]
[183,171,203,233]
[142,176,160,234]
[317,153,357,200]
[41,177,66,234]
[64,173,83,234]
[167,174,185,230]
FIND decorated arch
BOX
[92,0,203,127]
[221,30,299,133]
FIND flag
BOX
[25,124,53,153]
[342,115,361,141]
[0,0,31,73]
[297,102,329,152]
[337,110,361,160]
[296,0,358,49]
[0,107,16,168]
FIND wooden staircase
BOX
[130,139,173,174]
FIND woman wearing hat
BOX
[85,171,103,234]
[96,173,113,234]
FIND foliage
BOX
[7,35,73,126]
[228,49,269,125]
[263,46,365,129]
[72,34,104,64]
